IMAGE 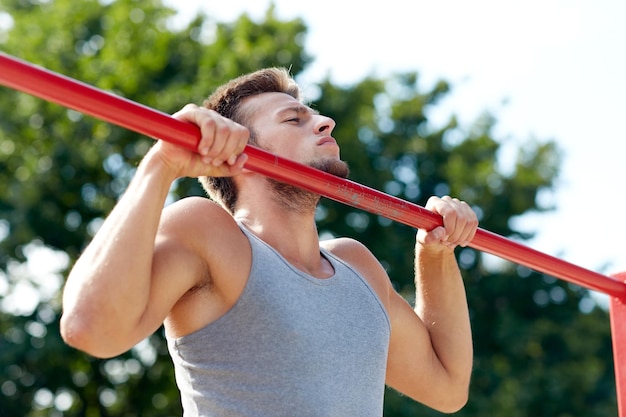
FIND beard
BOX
[311,158,350,179]
[267,158,350,213]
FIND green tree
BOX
[0,0,617,416]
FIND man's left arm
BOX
[385,196,477,413]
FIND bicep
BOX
[385,290,452,408]
[134,236,207,340]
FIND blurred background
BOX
[0,0,622,415]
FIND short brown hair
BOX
[198,68,301,213]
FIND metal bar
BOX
[1,52,625,299]
[611,272,626,417]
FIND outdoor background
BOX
[171,0,626,280]
[0,0,621,416]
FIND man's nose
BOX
[314,115,336,134]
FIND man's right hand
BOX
[153,104,250,179]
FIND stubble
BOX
[267,158,350,214]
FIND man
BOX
[61,68,478,416]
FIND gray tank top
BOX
[166,224,391,417]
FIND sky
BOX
[165,0,626,278]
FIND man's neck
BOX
[234,198,332,278]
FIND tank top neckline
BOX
[238,221,339,285]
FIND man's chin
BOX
[310,159,350,179]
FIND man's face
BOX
[242,92,348,178]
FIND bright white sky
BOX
[163,0,626,278]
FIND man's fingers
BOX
[206,153,248,177]
[420,196,478,249]
[444,201,476,245]
[174,105,249,166]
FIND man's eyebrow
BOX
[276,105,320,118]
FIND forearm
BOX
[61,148,177,352]
[414,244,473,384]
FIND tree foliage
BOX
[0,0,616,416]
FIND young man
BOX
[61,68,478,416]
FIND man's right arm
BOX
[60,106,249,358]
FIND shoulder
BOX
[321,237,392,308]
[159,197,244,248]
[158,195,248,262]
[321,237,388,272]
[160,196,233,230]
[321,237,374,262]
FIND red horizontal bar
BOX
[1,52,624,299]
